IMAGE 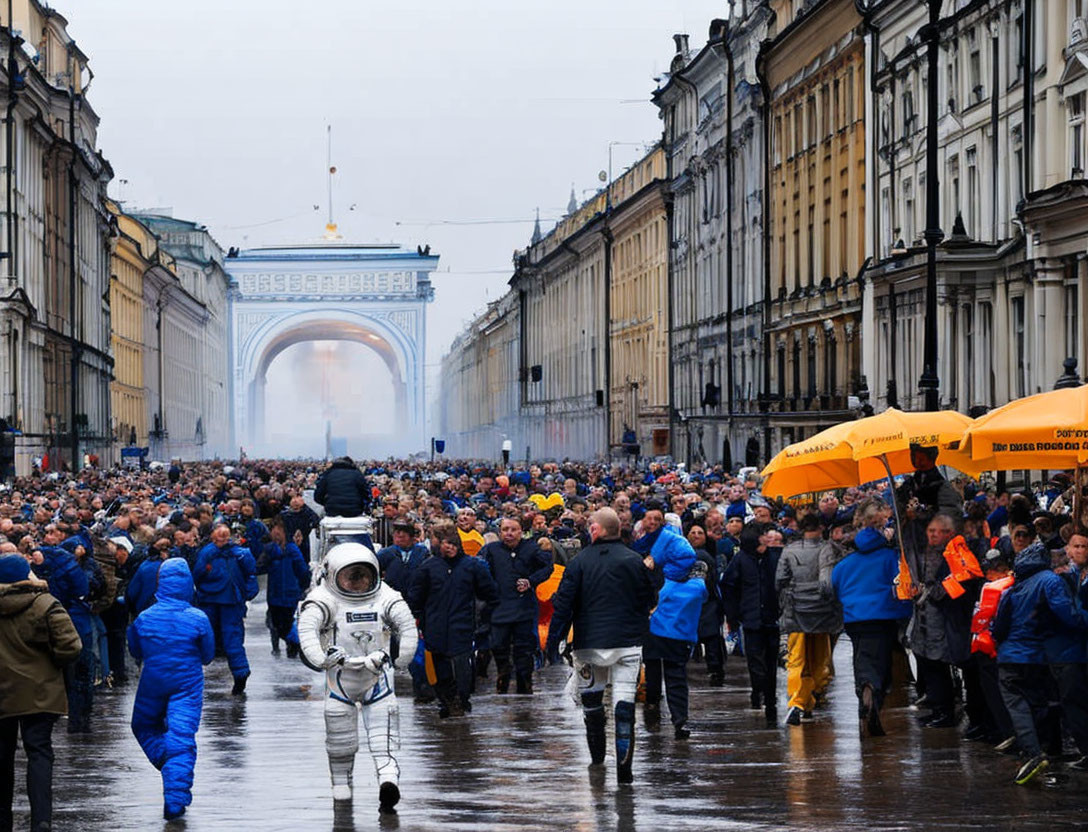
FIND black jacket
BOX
[545,537,655,653]
[480,538,554,624]
[314,458,371,517]
[721,537,781,630]
[280,505,320,557]
[695,548,725,640]
[406,551,498,656]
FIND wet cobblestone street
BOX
[11,596,1087,831]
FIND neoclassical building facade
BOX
[0,3,114,473]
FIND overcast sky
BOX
[68,0,725,425]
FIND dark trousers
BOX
[999,663,1050,757]
[701,634,726,675]
[266,605,295,644]
[844,619,898,711]
[975,653,1014,738]
[0,713,57,832]
[490,619,537,682]
[1051,662,1088,756]
[63,646,95,732]
[643,658,690,727]
[915,656,954,715]
[100,602,129,682]
[743,626,779,708]
[432,651,475,707]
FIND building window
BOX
[821,84,830,139]
[963,305,975,407]
[1070,93,1085,177]
[969,30,983,102]
[792,341,801,400]
[825,329,837,395]
[774,115,782,166]
[777,345,786,397]
[833,78,841,130]
[1012,296,1026,397]
[807,96,817,148]
[807,206,815,285]
[806,338,817,399]
[903,178,915,245]
[1066,284,1079,360]
[846,67,855,124]
[948,154,961,231]
[966,147,978,237]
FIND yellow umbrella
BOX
[761,407,974,601]
[950,385,1088,471]
[761,408,974,500]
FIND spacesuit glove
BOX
[323,646,348,669]
[360,650,390,674]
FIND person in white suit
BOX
[297,542,418,814]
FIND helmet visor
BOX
[335,562,377,596]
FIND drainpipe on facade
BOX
[4,5,18,293]
[67,65,80,468]
[602,224,612,460]
[722,25,736,436]
[756,37,773,461]
[1021,0,1034,202]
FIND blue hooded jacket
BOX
[993,542,1088,664]
[128,559,215,685]
[126,556,171,616]
[650,525,697,581]
[650,575,708,643]
[257,541,311,608]
[127,559,215,814]
[831,527,913,624]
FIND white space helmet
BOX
[323,542,381,602]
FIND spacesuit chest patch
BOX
[345,611,378,623]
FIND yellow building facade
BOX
[607,147,669,455]
[763,0,866,451]
[108,202,172,451]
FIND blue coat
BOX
[33,546,92,641]
[831,527,913,624]
[721,538,780,630]
[126,556,172,616]
[241,518,268,563]
[376,544,429,595]
[406,552,498,655]
[993,543,1088,664]
[650,576,708,643]
[480,538,553,624]
[191,542,257,606]
[257,542,310,608]
[127,559,215,814]
[649,526,696,581]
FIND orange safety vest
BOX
[535,564,566,651]
[970,575,1015,658]
[940,535,985,599]
[457,528,485,557]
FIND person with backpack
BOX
[191,523,257,695]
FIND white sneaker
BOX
[332,784,352,801]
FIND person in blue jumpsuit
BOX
[191,523,257,695]
[128,558,215,821]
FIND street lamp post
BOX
[918,0,943,412]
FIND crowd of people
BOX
[2,450,1087,827]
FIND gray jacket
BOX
[776,538,842,634]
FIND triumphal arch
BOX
[226,239,437,455]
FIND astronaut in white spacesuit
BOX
[297,542,418,813]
